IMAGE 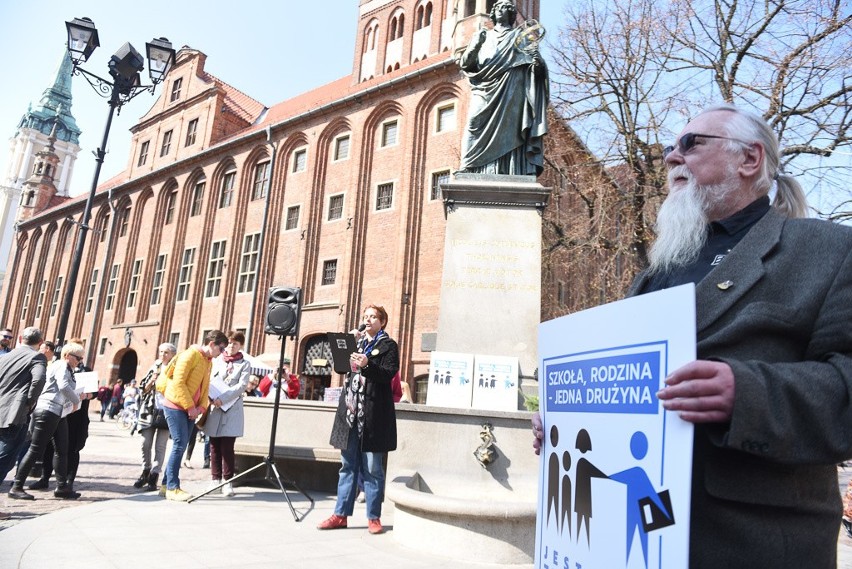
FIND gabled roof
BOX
[203,72,266,124]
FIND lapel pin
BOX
[716,280,734,290]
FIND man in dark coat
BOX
[0,327,47,517]
[535,104,852,567]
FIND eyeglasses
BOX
[2,335,12,340]
[68,354,81,362]
[663,133,752,158]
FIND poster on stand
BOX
[471,355,519,411]
[426,351,474,408]
[534,284,696,569]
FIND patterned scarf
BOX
[344,331,384,436]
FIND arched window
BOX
[389,10,405,40]
[425,2,433,27]
[363,19,379,53]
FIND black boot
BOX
[8,483,34,500]
[54,483,80,500]
[27,477,50,491]
[146,471,159,491]
[133,469,151,489]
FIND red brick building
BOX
[2,0,616,402]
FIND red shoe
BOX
[317,514,348,530]
[368,518,383,534]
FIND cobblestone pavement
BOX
[1,411,851,567]
[0,411,210,530]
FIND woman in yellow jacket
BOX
[158,330,228,501]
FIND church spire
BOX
[17,50,81,145]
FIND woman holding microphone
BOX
[319,304,399,535]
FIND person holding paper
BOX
[9,342,84,500]
[201,331,251,497]
[64,338,94,492]
[319,304,399,535]
[535,104,852,567]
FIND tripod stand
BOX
[188,334,314,521]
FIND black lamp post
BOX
[55,17,175,348]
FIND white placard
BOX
[208,376,237,412]
[535,284,696,569]
[471,354,519,411]
[425,351,474,408]
[74,371,99,394]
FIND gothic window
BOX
[190,179,205,216]
[185,118,198,147]
[138,140,150,166]
[328,194,344,221]
[252,161,270,200]
[170,78,183,102]
[376,182,394,210]
[285,205,300,230]
[219,170,236,208]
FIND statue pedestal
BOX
[436,173,550,386]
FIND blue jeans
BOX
[164,407,193,491]
[334,427,386,520]
[0,423,28,483]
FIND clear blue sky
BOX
[0,1,565,197]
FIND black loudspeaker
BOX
[265,286,301,337]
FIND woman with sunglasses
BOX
[9,343,85,500]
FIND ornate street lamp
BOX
[55,17,175,349]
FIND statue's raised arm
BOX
[457,1,549,176]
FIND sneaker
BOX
[356,493,366,503]
[158,485,167,497]
[210,479,222,491]
[166,488,192,502]
[202,460,210,469]
[317,514,347,530]
[27,478,49,491]
[222,482,235,497]
[368,518,383,534]
[7,487,34,500]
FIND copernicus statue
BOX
[457,0,549,176]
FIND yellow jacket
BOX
[161,347,211,411]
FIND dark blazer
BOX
[329,333,399,453]
[0,345,48,428]
[630,208,852,568]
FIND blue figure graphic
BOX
[609,431,672,568]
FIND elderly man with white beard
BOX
[533,103,852,568]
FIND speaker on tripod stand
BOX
[189,286,314,521]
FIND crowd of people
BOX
[0,308,405,527]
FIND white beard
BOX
[648,165,739,274]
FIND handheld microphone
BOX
[358,324,366,332]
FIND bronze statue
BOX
[457,1,549,176]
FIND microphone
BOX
[358,324,366,332]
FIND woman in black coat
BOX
[319,304,399,535]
